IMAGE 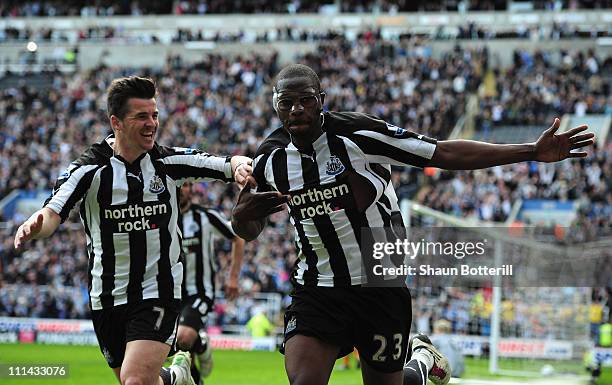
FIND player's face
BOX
[115,98,159,154]
[275,77,324,142]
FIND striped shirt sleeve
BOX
[204,209,236,239]
[161,147,233,183]
[44,163,99,222]
[252,153,274,192]
[344,122,437,168]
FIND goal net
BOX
[400,199,605,379]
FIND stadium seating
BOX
[2,0,610,16]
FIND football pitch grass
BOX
[0,343,609,385]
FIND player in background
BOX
[176,182,245,385]
[13,76,252,385]
[231,64,595,385]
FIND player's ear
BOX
[272,87,279,114]
[319,91,326,111]
[110,115,121,132]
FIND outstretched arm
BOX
[14,208,61,249]
[429,118,594,170]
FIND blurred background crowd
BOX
[1,21,609,45]
[1,0,610,17]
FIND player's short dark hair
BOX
[107,76,156,119]
[274,64,321,91]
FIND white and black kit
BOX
[179,204,237,330]
[44,135,233,367]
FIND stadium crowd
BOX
[0,36,609,338]
[418,47,611,239]
[1,0,610,16]
[477,48,610,128]
[0,36,486,202]
[1,23,608,45]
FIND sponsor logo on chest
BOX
[287,182,352,220]
[103,202,169,232]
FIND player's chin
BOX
[140,138,155,150]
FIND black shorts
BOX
[281,285,412,373]
[179,295,213,331]
[91,299,180,368]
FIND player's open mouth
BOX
[141,133,154,138]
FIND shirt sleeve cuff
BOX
[224,156,233,181]
[43,202,65,223]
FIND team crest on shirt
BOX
[325,156,345,176]
[286,316,297,335]
[149,175,165,194]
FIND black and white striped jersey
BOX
[44,135,233,310]
[252,111,437,287]
[179,204,236,299]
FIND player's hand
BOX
[14,213,44,249]
[231,156,253,187]
[225,276,239,301]
[234,162,252,188]
[232,178,290,221]
[534,118,594,162]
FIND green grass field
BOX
[0,343,609,385]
